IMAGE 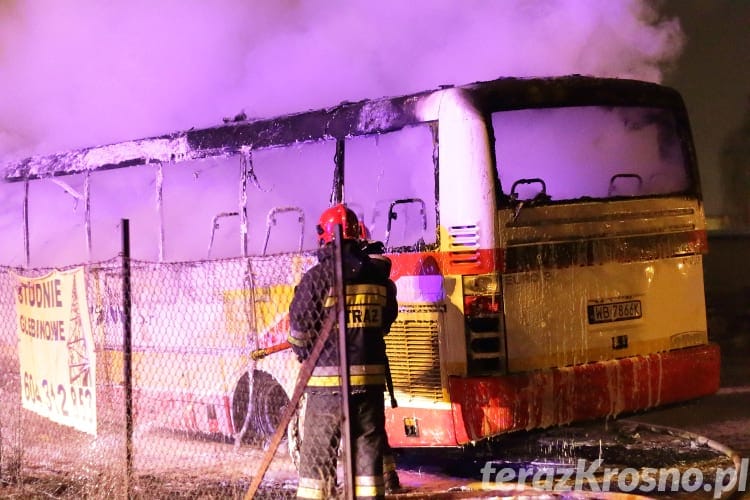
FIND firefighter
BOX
[288,204,398,499]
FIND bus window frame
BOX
[338,121,441,254]
[486,103,703,208]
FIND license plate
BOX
[587,300,642,324]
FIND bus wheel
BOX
[286,395,341,470]
[232,370,289,445]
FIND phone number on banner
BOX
[22,371,94,423]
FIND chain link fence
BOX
[0,233,371,498]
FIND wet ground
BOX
[389,413,742,499]
[6,342,744,500]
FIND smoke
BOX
[0,0,684,162]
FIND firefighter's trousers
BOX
[297,390,386,499]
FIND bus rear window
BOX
[492,106,691,202]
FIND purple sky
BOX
[0,0,746,216]
[0,1,684,156]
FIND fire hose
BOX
[244,311,337,499]
[250,340,398,408]
[250,341,292,360]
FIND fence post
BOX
[23,180,30,267]
[334,224,354,500]
[121,219,134,497]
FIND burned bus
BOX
[1,75,720,448]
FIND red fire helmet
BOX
[316,204,361,246]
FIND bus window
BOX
[247,140,335,255]
[162,156,244,261]
[90,164,160,261]
[0,180,27,266]
[344,124,437,250]
[492,106,691,202]
[27,173,88,267]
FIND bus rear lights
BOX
[464,295,500,316]
[463,273,502,316]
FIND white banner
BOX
[15,268,97,435]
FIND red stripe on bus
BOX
[384,404,462,447]
[388,248,503,280]
[385,344,720,446]
[445,343,719,444]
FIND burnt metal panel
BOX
[2,76,690,183]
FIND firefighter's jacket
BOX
[288,240,398,393]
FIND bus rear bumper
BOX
[386,343,720,447]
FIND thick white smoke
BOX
[0,0,684,162]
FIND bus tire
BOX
[232,370,289,445]
[286,394,343,470]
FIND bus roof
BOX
[2,75,686,183]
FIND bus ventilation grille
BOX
[385,318,442,402]
[448,225,480,265]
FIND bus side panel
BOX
[95,256,309,439]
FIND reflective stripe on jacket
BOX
[288,240,398,393]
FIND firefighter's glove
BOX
[288,330,312,362]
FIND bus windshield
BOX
[492,106,691,202]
